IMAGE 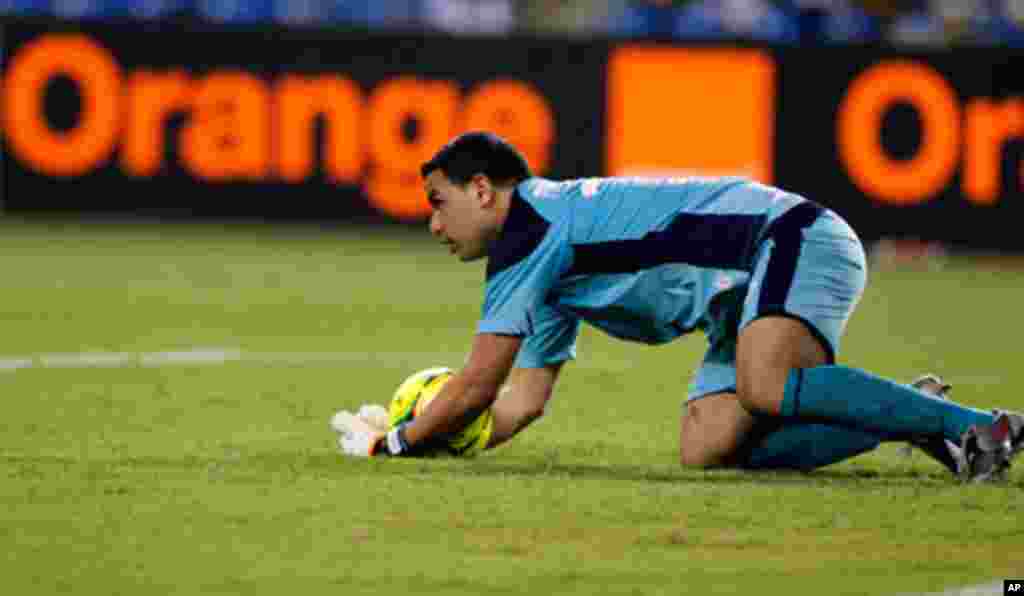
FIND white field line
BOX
[0,349,473,372]
[0,348,242,372]
[942,582,1002,596]
[0,348,637,372]
[0,348,473,372]
[900,581,1002,596]
[139,349,241,366]
[0,358,33,371]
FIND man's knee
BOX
[679,440,731,469]
[678,398,752,469]
[735,374,789,416]
[736,316,831,415]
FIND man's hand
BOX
[339,426,384,457]
[331,406,418,457]
[331,409,385,457]
[356,404,390,432]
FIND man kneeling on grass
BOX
[332,132,1024,483]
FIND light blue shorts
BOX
[686,203,868,402]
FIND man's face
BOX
[424,170,495,262]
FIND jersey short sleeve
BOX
[513,302,580,368]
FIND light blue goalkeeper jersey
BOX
[477,176,810,368]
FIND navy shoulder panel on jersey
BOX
[566,212,767,277]
[486,189,551,280]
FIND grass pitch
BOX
[1,218,1021,595]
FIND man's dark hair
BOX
[420,131,532,186]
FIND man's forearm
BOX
[401,372,496,447]
[385,332,521,455]
[487,386,518,448]
[486,384,543,448]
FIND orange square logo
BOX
[606,47,775,183]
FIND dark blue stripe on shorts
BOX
[756,201,825,314]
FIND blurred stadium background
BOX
[1,0,1024,45]
[1,0,1022,247]
[1,2,1022,595]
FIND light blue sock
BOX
[740,423,882,471]
[781,366,994,443]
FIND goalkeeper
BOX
[337,131,1024,482]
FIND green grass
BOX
[1,217,1021,595]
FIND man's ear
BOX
[472,174,495,205]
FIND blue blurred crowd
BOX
[2,0,1022,47]
[610,0,1024,46]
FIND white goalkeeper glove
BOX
[330,405,387,435]
[339,427,383,457]
[330,404,411,457]
[356,404,389,432]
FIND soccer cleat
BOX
[909,373,952,397]
[900,374,964,475]
[1000,409,1024,456]
[958,412,1018,483]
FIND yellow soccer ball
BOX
[387,366,494,456]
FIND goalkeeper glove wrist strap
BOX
[382,425,411,456]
